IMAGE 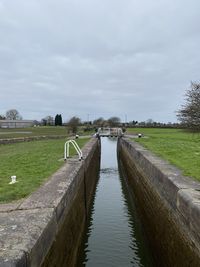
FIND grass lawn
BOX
[0,126,67,139]
[0,138,90,203]
[127,128,200,181]
[0,126,95,139]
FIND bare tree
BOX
[67,116,81,134]
[6,109,22,120]
[41,115,54,126]
[146,118,154,127]
[177,82,200,131]
[93,117,105,127]
[0,115,5,120]
[107,116,121,127]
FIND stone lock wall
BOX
[0,138,100,267]
[117,137,200,267]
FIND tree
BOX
[58,114,62,126]
[55,114,59,126]
[177,82,200,131]
[67,116,81,134]
[41,116,54,126]
[33,120,40,126]
[132,120,138,125]
[55,114,63,126]
[146,118,154,127]
[107,116,121,127]
[93,117,105,127]
[41,118,47,126]
[6,109,22,120]
[0,115,5,120]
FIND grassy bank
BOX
[0,138,89,203]
[127,128,200,181]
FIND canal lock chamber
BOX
[41,136,200,267]
[76,137,154,267]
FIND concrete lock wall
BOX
[0,138,100,267]
[117,137,200,267]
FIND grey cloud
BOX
[0,0,200,122]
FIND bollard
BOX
[9,175,17,184]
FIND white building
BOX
[0,120,34,128]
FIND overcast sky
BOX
[0,0,199,123]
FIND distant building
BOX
[0,120,34,128]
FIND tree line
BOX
[1,82,199,132]
[0,109,22,120]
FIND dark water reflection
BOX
[76,138,154,267]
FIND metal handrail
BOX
[64,139,83,161]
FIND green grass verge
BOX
[127,128,200,181]
[0,138,90,203]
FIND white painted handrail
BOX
[64,140,83,161]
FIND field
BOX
[0,126,67,139]
[127,128,200,181]
[0,126,94,139]
[0,137,89,203]
[1,126,199,203]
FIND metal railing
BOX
[64,139,83,161]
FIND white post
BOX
[9,175,17,184]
